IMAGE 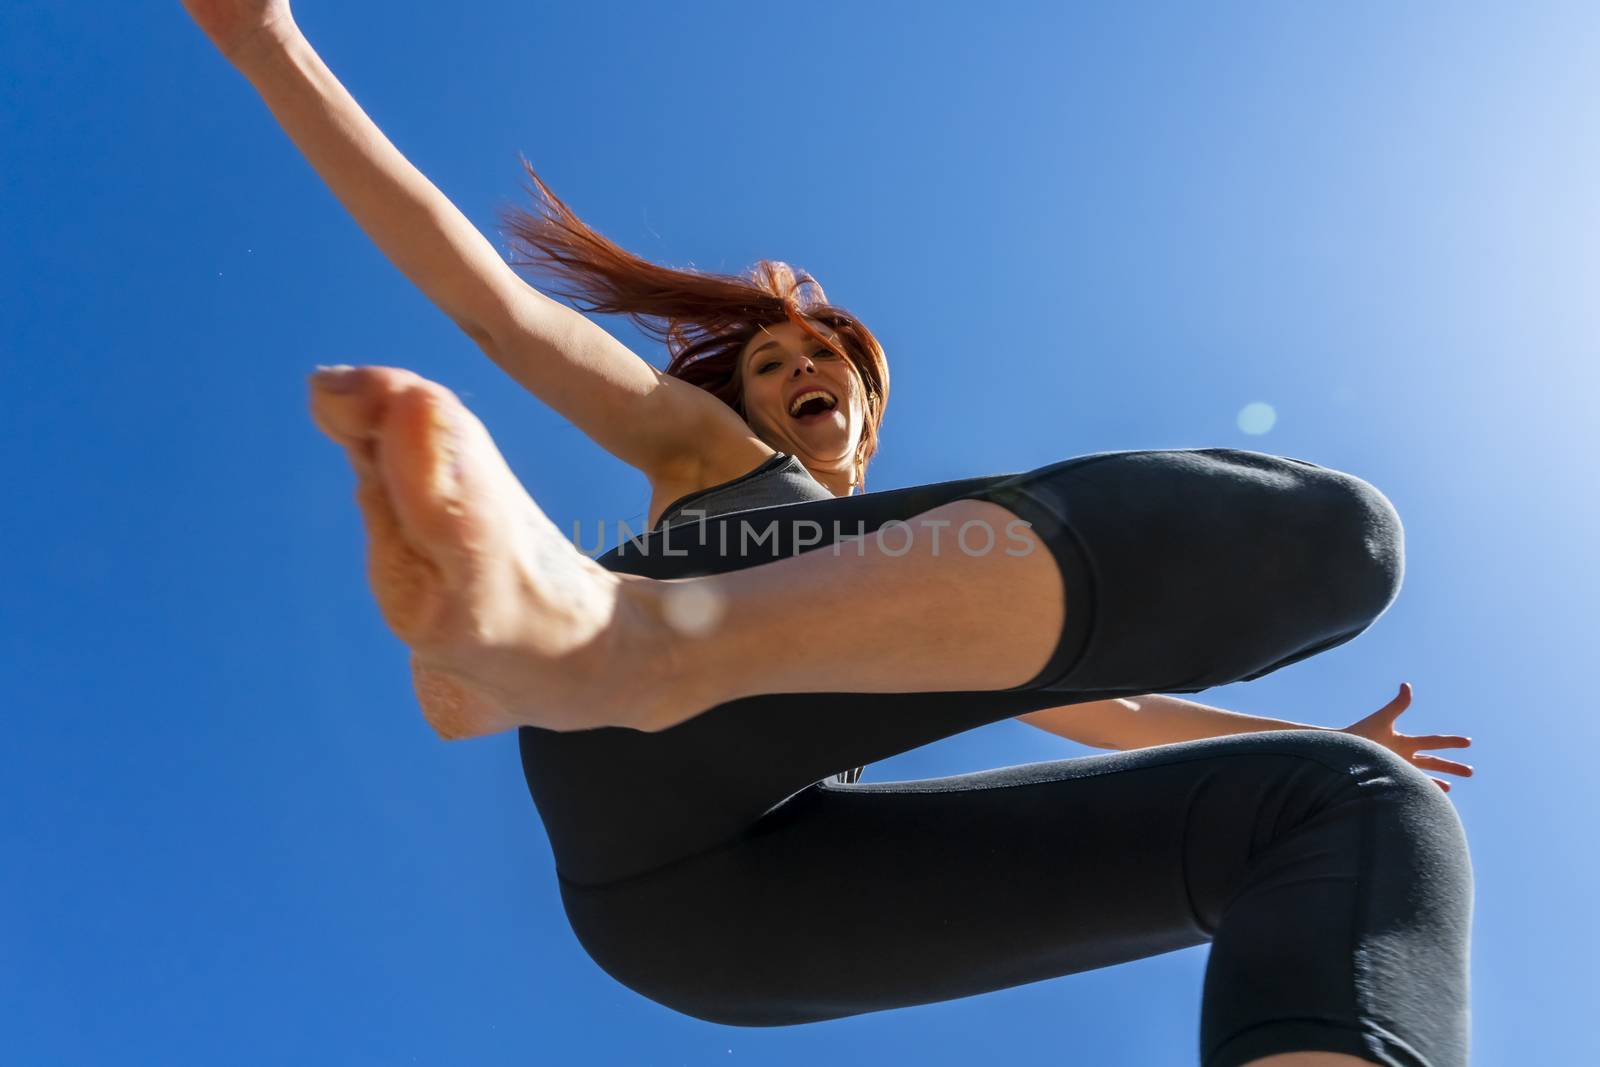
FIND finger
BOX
[1378,681,1411,721]
[1413,754,1474,777]
[1415,734,1473,750]
[1431,777,1451,792]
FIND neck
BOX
[806,463,856,498]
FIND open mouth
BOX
[788,388,839,422]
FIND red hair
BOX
[498,159,889,488]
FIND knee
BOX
[1294,730,1474,915]
[1322,465,1405,625]
[1220,450,1406,633]
[1252,730,1467,855]
[557,881,817,1028]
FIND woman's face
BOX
[737,320,866,485]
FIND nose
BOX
[791,357,817,377]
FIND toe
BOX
[376,384,484,564]
[307,371,454,644]
[308,365,428,448]
[376,382,534,576]
[352,464,447,642]
[311,367,496,575]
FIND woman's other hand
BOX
[181,0,298,62]
[1342,682,1473,792]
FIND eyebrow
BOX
[745,337,835,369]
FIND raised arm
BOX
[182,1,751,480]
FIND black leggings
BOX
[518,448,1472,1067]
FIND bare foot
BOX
[307,364,672,739]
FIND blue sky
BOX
[3,2,1596,1062]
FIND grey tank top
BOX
[653,452,865,786]
[654,451,836,530]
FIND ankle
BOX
[613,576,738,732]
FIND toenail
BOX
[312,365,360,392]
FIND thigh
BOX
[971,447,1405,694]
[551,732,1378,1028]
[522,448,1405,886]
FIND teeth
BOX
[789,389,837,417]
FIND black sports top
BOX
[653,452,865,785]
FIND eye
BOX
[758,360,780,373]
[814,348,838,360]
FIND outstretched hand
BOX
[181,0,297,61]
[1342,682,1473,793]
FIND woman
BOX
[183,3,1475,1064]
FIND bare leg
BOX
[637,497,1066,717]
[308,366,1065,737]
